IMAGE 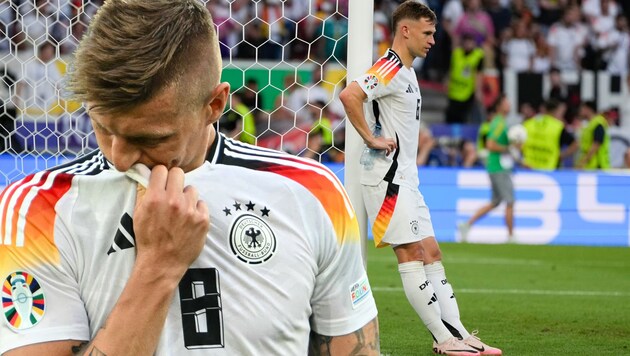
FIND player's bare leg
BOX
[458,202,498,243]
[505,203,514,243]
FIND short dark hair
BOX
[488,93,506,114]
[67,0,221,114]
[392,1,437,34]
[543,98,562,112]
[581,100,597,112]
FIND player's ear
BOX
[400,22,410,38]
[206,82,230,124]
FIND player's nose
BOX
[110,136,142,172]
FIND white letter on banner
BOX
[456,171,561,244]
[577,174,625,223]
[512,173,561,244]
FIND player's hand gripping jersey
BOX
[354,49,422,190]
[0,134,377,355]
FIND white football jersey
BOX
[0,134,377,355]
[354,48,422,189]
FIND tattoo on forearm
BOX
[87,347,107,356]
[308,332,333,356]
[71,341,108,356]
[71,342,89,355]
[348,318,380,355]
[350,327,367,355]
[308,317,380,355]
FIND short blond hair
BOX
[67,0,221,114]
[392,1,437,34]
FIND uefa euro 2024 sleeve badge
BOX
[364,74,379,90]
[2,271,45,331]
[223,200,276,264]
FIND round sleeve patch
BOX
[364,74,379,90]
[2,271,46,331]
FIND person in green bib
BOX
[221,92,257,145]
[445,33,484,124]
[575,101,611,169]
[459,94,518,243]
[303,100,334,161]
[522,99,578,170]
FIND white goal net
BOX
[0,0,368,188]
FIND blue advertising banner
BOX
[2,156,629,246]
[327,164,630,247]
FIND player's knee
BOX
[425,247,442,262]
[393,242,424,262]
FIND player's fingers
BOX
[195,199,210,233]
[386,140,396,155]
[183,185,200,205]
[166,167,186,194]
[148,165,168,191]
[196,199,210,221]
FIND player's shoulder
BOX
[211,135,341,186]
[210,135,353,216]
[0,150,116,250]
[1,150,111,200]
[365,49,404,84]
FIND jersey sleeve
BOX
[242,153,379,336]
[353,54,402,102]
[300,168,378,336]
[0,172,89,353]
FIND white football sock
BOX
[424,261,471,339]
[398,261,453,343]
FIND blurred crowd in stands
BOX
[1,0,629,169]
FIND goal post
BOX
[345,0,374,264]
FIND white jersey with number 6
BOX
[354,48,422,190]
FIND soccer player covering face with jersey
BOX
[0,1,379,355]
[340,1,501,355]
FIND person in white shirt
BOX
[547,5,588,72]
[340,2,501,355]
[442,0,464,32]
[501,20,535,72]
[531,32,552,74]
[16,41,63,114]
[18,0,71,48]
[0,1,379,355]
[606,14,630,75]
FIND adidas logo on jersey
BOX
[406,84,414,93]
[107,213,135,255]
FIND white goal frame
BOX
[345,0,374,264]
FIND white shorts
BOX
[362,180,435,248]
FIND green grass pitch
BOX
[367,242,630,355]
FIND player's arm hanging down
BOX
[339,82,397,155]
[308,317,380,355]
[4,167,209,356]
